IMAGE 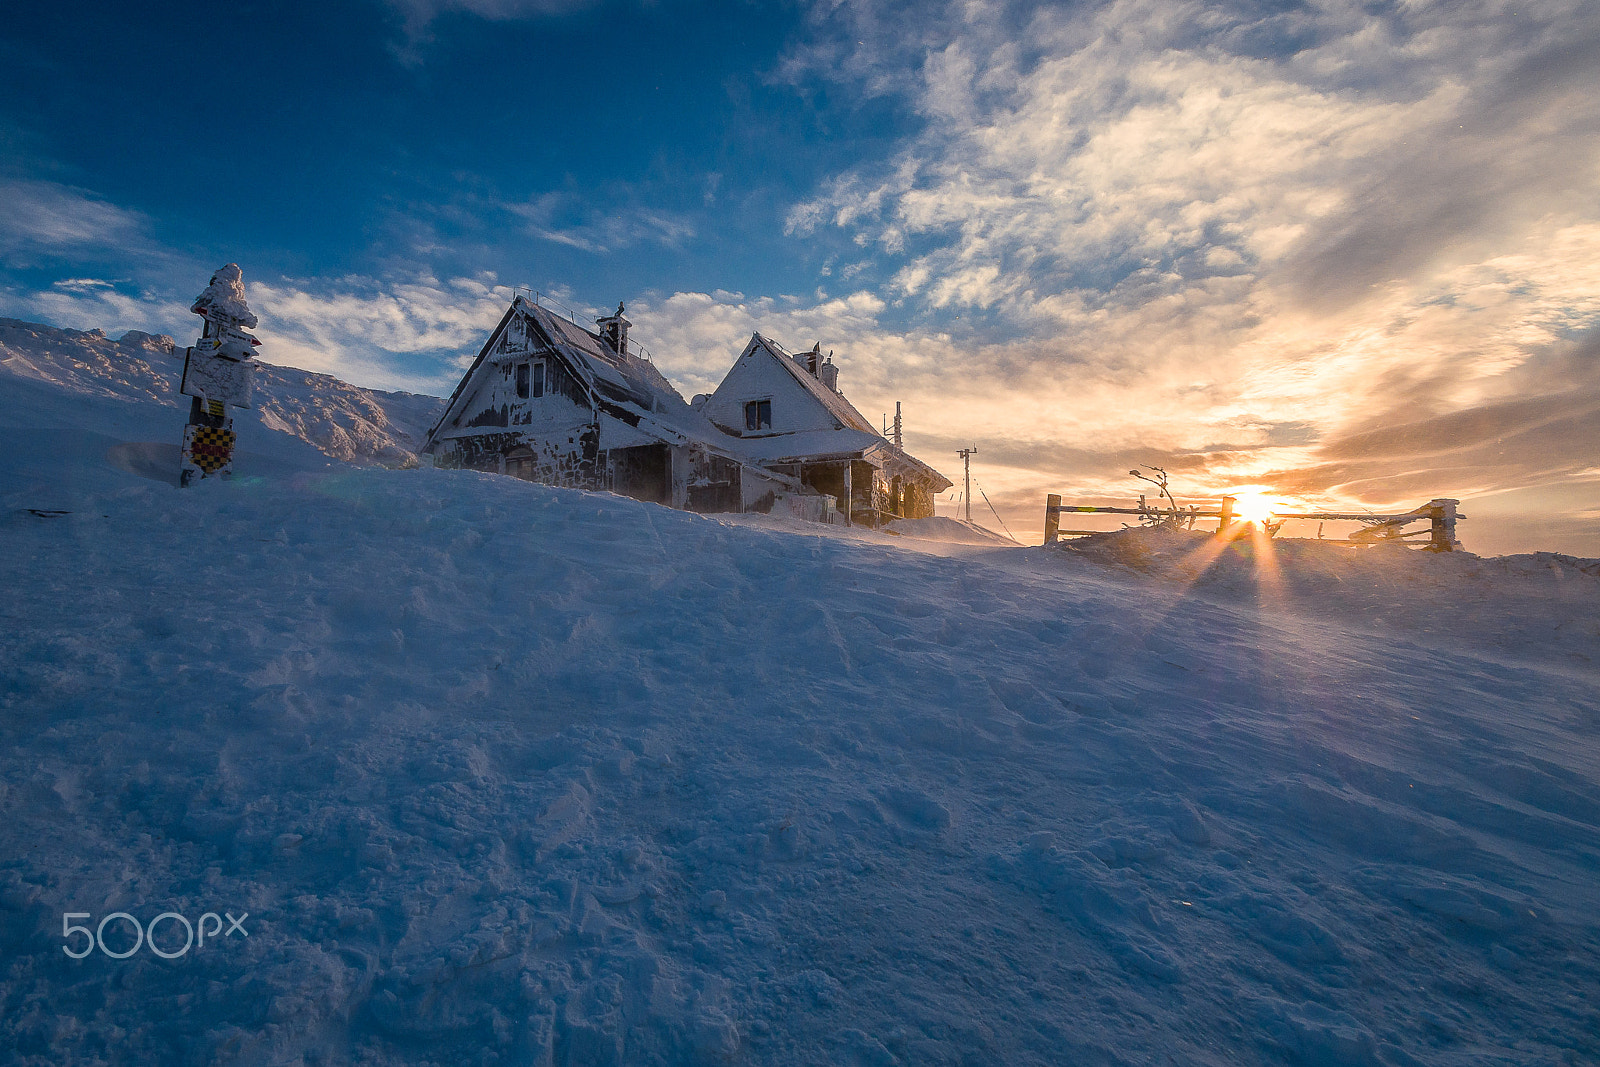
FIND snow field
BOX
[0,459,1596,1066]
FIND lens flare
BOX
[1231,492,1279,525]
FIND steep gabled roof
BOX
[427,300,519,443]
[425,295,705,448]
[729,334,951,489]
[749,334,877,434]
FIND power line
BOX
[975,481,1020,544]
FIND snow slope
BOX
[1,339,1597,1065]
[886,515,1018,546]
[0,318,443,468]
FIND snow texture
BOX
[1,319,441,468]
[190,264,258,329]
[0,324,1597,1066]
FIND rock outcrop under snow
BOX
[0,317,441,466]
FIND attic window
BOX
[745,399,771,432]
[516,362,545,399]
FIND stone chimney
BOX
[596,302,630,357]
[806,342,821,376]
[819,353,838,392]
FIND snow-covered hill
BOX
[0,338,1597,1065]
[0,318,442,467]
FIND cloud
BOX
[4,280,190,339]
[767,0,1600,552]
[507,193,696,255]
[3,267,514,396]
[383,0,601,61]
[628,288,892,398]
[251,273,515,393]
[0,180,150,265]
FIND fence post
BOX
[1218,496,1235,538]
[1044,494,1062,545]
[1427,498,1460,552]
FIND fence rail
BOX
[1043,495,1464,552]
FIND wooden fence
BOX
[1043,495,1463,552]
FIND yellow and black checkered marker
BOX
[184,425,236,474]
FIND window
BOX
[744,399,772,432]
[516,362,546,399]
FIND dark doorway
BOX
[611,444,671,504]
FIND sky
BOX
[2,0,1597,554]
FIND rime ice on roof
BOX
[190,263,258,329]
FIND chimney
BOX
[819,353,838,392]
[596,302,630,357]
[807,342,821,376]
[892,401,902,447]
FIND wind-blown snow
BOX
[0,327,1597,1065]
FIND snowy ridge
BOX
[0,318,442,466]
[0,446,1596,1063]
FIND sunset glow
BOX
[2,0,1596,554]
[1230,493,1282,526]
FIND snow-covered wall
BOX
[703,339,842,437]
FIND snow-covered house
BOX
[423,296,786,512]
[697,334,951,525]
[425,295,950,525]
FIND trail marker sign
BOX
[178,264,259,487]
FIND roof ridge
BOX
[754,334,877,435]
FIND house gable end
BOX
[424,301,520,448]
[428,303,598,446]
[703,334,848,437]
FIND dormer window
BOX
[745,399,772,432]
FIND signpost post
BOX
[178,265,258,487]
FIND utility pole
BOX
[957,447,977,523]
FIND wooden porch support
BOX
[843,463,853,527]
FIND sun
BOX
[1231,491,1279,525]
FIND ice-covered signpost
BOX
[178,264,258,487]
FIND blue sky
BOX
[0,0,877,340]
[3,0,1599,553]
